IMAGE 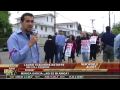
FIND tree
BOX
[112,22,120,35]
[0,11,9,27]
[78,23,82,31]
[0,11,12,48]
[0,11,12,37]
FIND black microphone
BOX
[30,30,38,35]
[26,31,36,39]
[30,31,34,35]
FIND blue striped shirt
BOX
[7,29,40,64]
[114,34,120,59]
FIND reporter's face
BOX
[21,16,34,32]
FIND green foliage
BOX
[0,38,8,48]
[0,11,12,48]
[112,22,120,35]
[0,11,10,27]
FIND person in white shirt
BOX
[114,34,120,61]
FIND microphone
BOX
[27,30,37,40]
[26,30,36,40]
[29,30,39,63]
[30,30,38,36]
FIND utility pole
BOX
[109,11,111,28]
[114,14,115,25]
[90,19,95,30]
[101,16,105,32]
[103,24,104,32]
[54,11,56,34]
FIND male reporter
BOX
[7,13,40,64]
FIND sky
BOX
[9,11,120,33]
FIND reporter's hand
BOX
[28,35,38,48]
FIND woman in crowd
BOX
[65,35,76,63]
[80,32,90,62]
[44,35,55,63]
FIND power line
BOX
[56,12,92,28]
[90,19,95,30]
[56,12,75,22]
[54,11,56,34]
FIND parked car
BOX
[2,45,8,51]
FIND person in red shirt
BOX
[65,35,77,63]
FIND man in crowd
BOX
[101,26,115,62]
[89,30,99,61]
[55,30,66,63]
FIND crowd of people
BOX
[6,13,120,64]
[44,26,120,63]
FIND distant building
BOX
[56,22,80,36]
[12,13,81,37]
[12,13,54,37]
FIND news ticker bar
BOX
[0,63,119,71]
[0,75,120,79]
[0,63,119,78]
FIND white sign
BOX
[65,43,73,57]
[81,40,90,53]
[90,36,98,44]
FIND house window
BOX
[67,25,68,28]
[52,27,54,32]
[35,25,37,29]
[70,25,73,28]
[47,17,48,22]
[51,17,53,22]
[45,27,47,32]
[41,26,43,31]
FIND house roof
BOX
[56,22,78,25]
[16,13,54,20]
[34,13,54,18]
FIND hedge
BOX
[0,38,8,48]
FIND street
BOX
[0,46,105,64]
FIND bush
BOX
[2,47,8,51]
[0,38,8,48]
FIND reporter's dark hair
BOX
[21,13,34,22]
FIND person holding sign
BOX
[65,35,76,63]
[89,30,99,61]
[81,32,90,62]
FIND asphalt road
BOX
[0,46,105,64]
